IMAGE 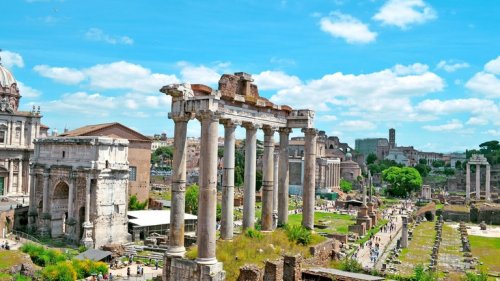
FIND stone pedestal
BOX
[81,222,94,248]
[356,205,372,229]
[367,202,377,227]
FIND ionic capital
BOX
[262,125,277,136]
[242,122,261,131]
[302,128,318,136]
[220,119,241,129]
[279,127,292,135]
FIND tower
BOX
[389,128,396,149]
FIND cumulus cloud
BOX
[253,71,301,90]
[465,56,500,98]
[436,60,470,72]
[85,28,134,45]
[423,119,463,132]
[319,12,377,44]
[373,0,437,29]
[270,63,444,123]
[319,115,338,121]
[177,62,222,86]
[466,117,488,126]
[1,50,24,68]
[339,120,376,131]
[33,65,86,84]
[17,81,42,98]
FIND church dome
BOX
[0,64,16,88]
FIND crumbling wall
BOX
[283,255,302,281]
[264,259,283,281]
[238,264,263,281]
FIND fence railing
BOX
[10,230,43,246]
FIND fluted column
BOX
[8,160,13,194]
[466,164,470,200]
[325,165,330,188]
[261,126,275,231]
[39,170,50,237]
[196,111,219,265]
[475,164,480,200]
[81,174,94,248]
[20,121,25,146]
[302,128,317,230]
[167,115,190,256]
[242,122,258,230]
[486,164,491,201]
[273,152,279,229]
[220,120,237,240]
[278,128,291,226]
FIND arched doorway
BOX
[51,181,69,237]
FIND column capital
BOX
[171,112,193,123]
[242,122,261,131]
[196,110,220,122]
[279,127,292,135]
[43,170,50,178]
[302,128,318,136]
[220,119,241,128]
[262,125,277,136]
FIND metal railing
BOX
[10,230,43,246]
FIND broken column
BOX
[401,215,408,248]
[302,128,317,230]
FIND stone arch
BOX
[51,181,69,237]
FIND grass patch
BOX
[186,229,325,280]
[443,204,470,213]
[435,203,444,210]
[288,212,355,234]
[469,235,500,273]
[396,221,436,276]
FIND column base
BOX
[166,246,186,257]
[80,222,94,249]
[196,257,218,265]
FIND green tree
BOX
[432,160,445,168]
[256,170,263,191]
[366,153,378,165]
[415,163,431,177]
[382,166,422,197]
[455,160,462,169]
[185,184,199,214]
[443,167,455,176]
[419,158,428,165]
[128,195,147,210]
[152,146,174,165]
[234,150,245,187]
[339,179,353,193]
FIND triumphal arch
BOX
[162,72,317,281]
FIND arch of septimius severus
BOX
[161,72,316,280]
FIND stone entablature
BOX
[29,136,130,248]
[465,154,491,201]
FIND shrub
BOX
[412,264,437,281]
[20,243,65,267]
[245,228,263,239]
[41,261,77,281]
[78,245,87,253]
[284,224,312,245]
[338,258,363,273]
[464,270,488,281]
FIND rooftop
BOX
[128,210,197,227]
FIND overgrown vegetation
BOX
[185,184,199,214]
[339,178,353,193]
[128,195,148,210]
[283,224,312,245]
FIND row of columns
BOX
[465,163,491,201]
[2,120,27,147]
[324,162,340,189]
[3,159,24,195]
[167,111,318,264]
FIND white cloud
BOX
[253,71,301,90]
[436,60,470,72]
[373,0,437,29]
[487,129,500,136]
[339,120,376,131]
[270,63,444,123]
[416,98,496,115]
[85,28,134,45]
[484,56,500,75]
[423,119,463,132]
[319,115,338,121]
[33,65,86,84]
[1,50,24,68]
[177,62,221,86]
[466,117,488,126]
[17,81,41,98]
[319,12,377,44]
[42,92,117,117]
[465,72,500,98]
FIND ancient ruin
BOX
[161,72,316,280]
[466,154,491,201]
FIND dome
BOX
[0,64,16,88]
[345,152,352,160]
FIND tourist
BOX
[155,260,159,270]
[127,267,130,277]
[97,272,103,280]
[109,272,113,280]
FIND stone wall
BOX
[442,210,470,222]
[264,260,283,281]
[470,204,500,225]
[283,255,302,281]
[163,256,226,281]
[307,239,338,266]
[238,264,263,281]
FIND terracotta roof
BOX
[40,124,49,129]
[59,122,151,142]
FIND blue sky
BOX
[1,0,499,152]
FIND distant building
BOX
[150,133,171,151]
[386,149,409,166]
[0,62,49,201]
[60,122,152,202]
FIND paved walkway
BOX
[355,203,413,270]
[108,265,162,281]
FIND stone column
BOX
[167,115,190,256]
[196,111,219,265]
[261,126,275,232]
[325,165,330,189]
[28,172,37,228]
[81,175,94,248]
[485,164,491,201]
[67,171,76,237]
[20,121,25,147]
[220,120,237,240]
[243,122,259,230]
[17,159,22,194]
[475,164,480,200]
[302,128,317,230]
[401,215,408,248]
[466,164,470,200]
[278,128,291,226]
[273,152,279,229]
[8,159,13,194]
[39,171,50,237]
